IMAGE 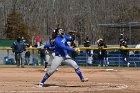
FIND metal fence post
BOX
[7,50,9,58]
[118,50,121,67]
[85,50,88,66]
[32,49,35,65]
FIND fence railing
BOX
[0,47,140,67]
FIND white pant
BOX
[46,52,55,65]
[47,55,79,76]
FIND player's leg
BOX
[43,57,47,71]
[44,54,50,71]
[64,55,88,82]
[27,57,30,65]
[51,53,59,71]
[15,53,20,67]
[21,52,25,68]
[39,56,63,86]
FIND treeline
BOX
[0,0,140,44]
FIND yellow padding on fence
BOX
[0,47,140,50]
[0,47,37,50]
[78,47,140,50]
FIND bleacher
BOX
[75,50,140,67]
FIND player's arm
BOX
[11,42,17,53]
[44,42,50,50]
[44,43,50,54]
[55,38,75,52]
[64,35,74,42]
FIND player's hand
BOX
[74,48,80,54]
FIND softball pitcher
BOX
[39,28,88,87]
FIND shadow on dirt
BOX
[37,83,87,87]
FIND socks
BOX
[40,73,50,84]
[41,68,84,83]
[75,68,84,80]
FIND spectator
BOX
[21,36,30,47]
[35,36,41,47]
[97,38,108,67]
[119,35,130,67]
[119,33,128,46]
[11,37,26,68]
[67,31,78,60]
[38,48,46,66]
[25,51,30,65]
[84,35,91,47]
[83,36,93,65]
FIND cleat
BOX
[39,83,44,87]
[81,78,88,82]
[56,68,59,71]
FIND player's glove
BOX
[74,48,80,54]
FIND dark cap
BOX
[54,28,62,34]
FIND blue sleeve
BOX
[55,38,75,52]
[44,42,50,50]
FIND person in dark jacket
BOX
[11,37,26,68]
[97,38,108,67]
[67,31,78,60]
[38,48,46,66]
[84,36,93,65]
[119,37,130,67]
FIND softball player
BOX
[39,28,88,87]
[43,38,55,71]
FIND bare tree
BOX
[0,0,140,44]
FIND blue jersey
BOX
[54,35,75,57]
[44,42,55,54]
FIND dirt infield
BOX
[0,66,140,93]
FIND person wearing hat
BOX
[11,37,26,68]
